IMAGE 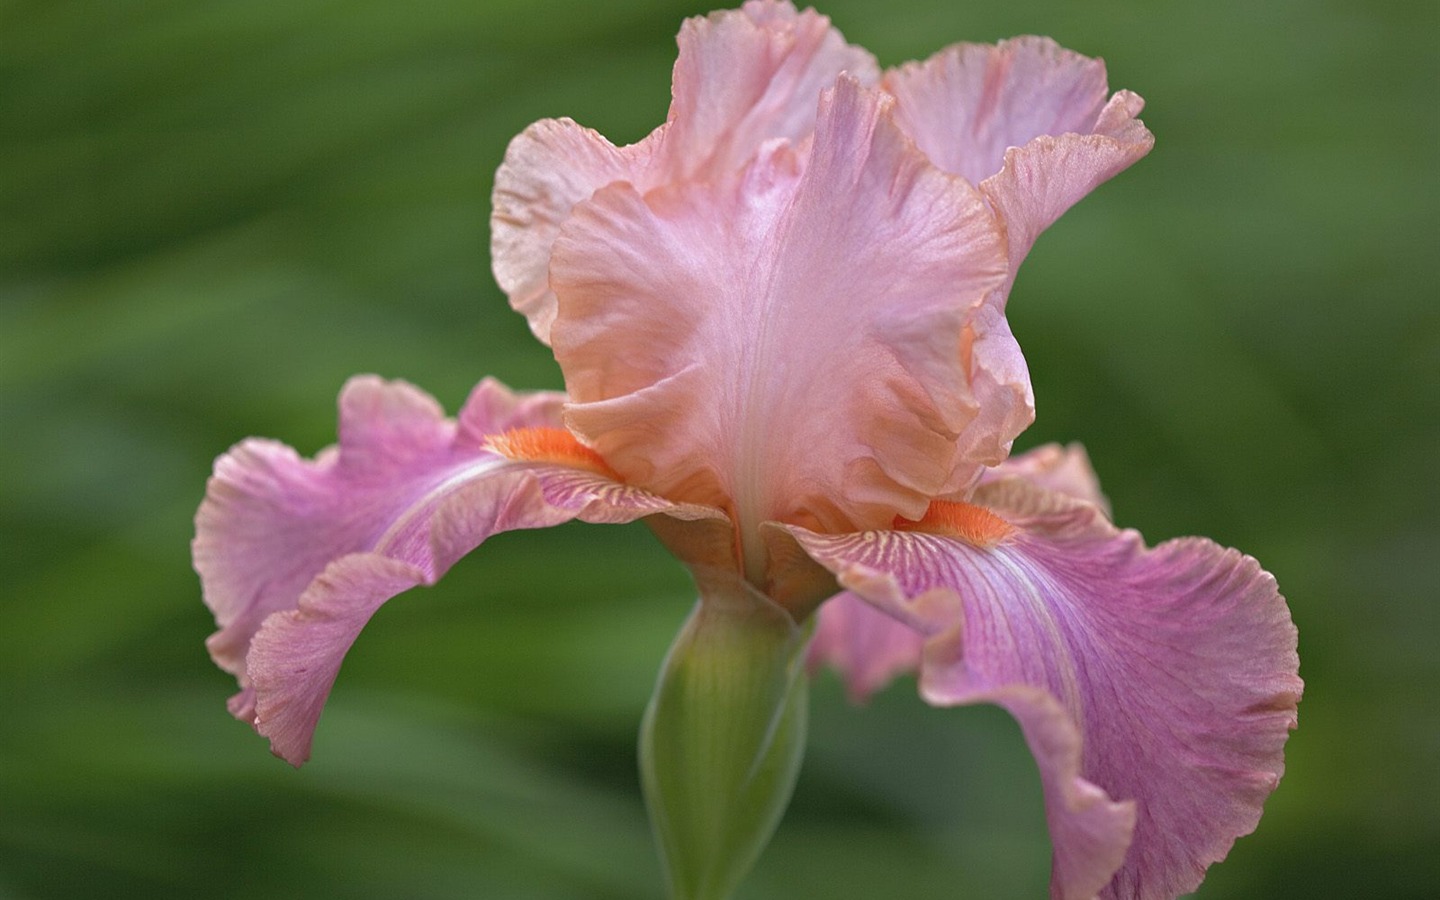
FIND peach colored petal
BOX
[978,441,1110,515]
[661,0,878,179]
[550,77,1010,583]
[885,37,1112,186]
[491,119,660,343]
[981,91,1153,270]
[943,295,1034,496]
[884,37,1154,270]
[490,0,876,345]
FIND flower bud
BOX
[639,583,811,900]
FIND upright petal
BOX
[551,77,1011,583]
[980,91,1153,270]
[788,477,1300,899]
[947,296,1034,494]
[884,37,1153,268]
[886,38,1111,187]
[661,0,879,179]
[491,120,660,342]
[491,0,877,344]
[978,441,1110,514]
[194,376,717,764]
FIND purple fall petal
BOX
[789,475,1301,899]
[808,591,924,702]
[195,375,715,764]
[813,443,1105,699]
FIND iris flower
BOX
[194,3,1300,898]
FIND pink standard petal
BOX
[886,37,1113,187]
[981,92,1153,271]
[885,37,1154,269]
[490,0,876,344]
[948,296,1034,495]
[788,478,1300,899]
[979,441,1111,515]
[551,77,1012,585]
[491,120,660,343]
[194,376,716,764]
[661,0,878,179]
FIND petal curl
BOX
[490,0,876,344]
[194,376,717,764]
[788,476,1301,899]
[807,591,924,702]
[661,0,878,179]
[884,37,1154,268]
[814,443,1103,698]
[947,297,1034,495]
[490,120,660,342]
[979,441,1110,515]
[551,77,1011,582]
[980,91,1153,271]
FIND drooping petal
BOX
[884,37,1154,268]
[807,591,924,702]
[194,375,718,764]
[551,76,1011,583]
[788,477,1301,899]
[490,0,877,344]
[813,443,1102,697]
[197,376,550,687]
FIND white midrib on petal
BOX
[730,192,797,589]
[371,454,511,558]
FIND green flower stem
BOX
[639,584,812,900]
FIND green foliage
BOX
[1,0,1436,897]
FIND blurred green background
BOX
[2,0,1435,897]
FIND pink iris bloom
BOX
[194,3,1300,898]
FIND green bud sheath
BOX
[639,583,812,900]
